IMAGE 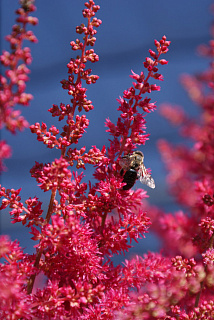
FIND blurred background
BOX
[1,0,213,259]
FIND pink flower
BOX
[0,0,38,172]
[14,0,214,319]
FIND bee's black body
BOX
[120,168,138,190]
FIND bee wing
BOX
[138,166,155,189]
[119,156,131,171]
[140,174,155,189]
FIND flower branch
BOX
[0,0,38,172]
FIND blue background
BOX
[1,1,213,258]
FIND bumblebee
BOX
[119,150,155,190]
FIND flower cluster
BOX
[0,140,11,172]
[3,0,214,318]
[0,1,170,318]
[0,235,35,319]
[106,36,170,160]
[11,1,214,319]
[125,6,214,319]
[0,0,38,173]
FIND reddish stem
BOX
[27,188,57,294]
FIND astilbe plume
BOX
[0,0,38,173]
[0,1,172,319]
[124,5,214,320]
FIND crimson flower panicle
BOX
[0,1,188,319]
[0,0,38,172]
[143,5,214,316]
[0,235,35,319]
[0,141,12,172]
[106,36,170,163]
